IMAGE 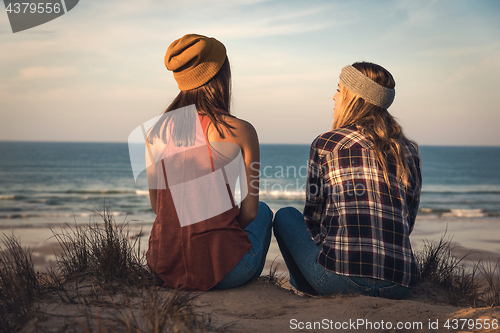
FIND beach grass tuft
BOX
[47,205,159,289]
[0,234,44,333]
[415,232,482,306]
[476,258,500,307]
[259,257,287,287]
[3,205,216,332]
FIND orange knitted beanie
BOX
[164,34,227,91]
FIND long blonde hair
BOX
[333,62,419,187]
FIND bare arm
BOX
[145,138,158,215]
[235,121,260,229]
[149,189,157,214]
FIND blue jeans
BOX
[214,201,274,289]
[273,207,413,299]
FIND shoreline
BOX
[3,214,500,275]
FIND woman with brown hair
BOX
[274,62,421,299]
[145,34,272,291]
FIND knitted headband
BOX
[165,34,227,91]
[339,65,395,109]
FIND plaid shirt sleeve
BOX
[406,146,422,234]
[304,141,325,245]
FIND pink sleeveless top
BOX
[146,114,252,291]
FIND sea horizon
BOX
[1,142,500,223]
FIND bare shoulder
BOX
[222,115,258,141]
[207,114,259,150]
[225,115,256,132]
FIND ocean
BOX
[1,142,500,227]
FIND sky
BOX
[0,0,499,145]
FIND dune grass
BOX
[415,232,500,306]
[0,234,44,333]
[47,206,158,288]
[476,258,500,307]
[259,257,287,287]
[415,232,480,305]
[0,206,214,332]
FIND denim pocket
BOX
[312,269,330,287]
[378,283,412,300]
[239,254,257,274]
[339,275,372,294]
[313,270,372,296]
[241,247,263,274]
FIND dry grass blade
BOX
[259,257,286,287]
[476,258,500,307]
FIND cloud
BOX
[75,0,337,41]
[447,51,500,84]
[18,66,79,80]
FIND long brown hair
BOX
[148,58,234,146]
[333,62,419,187]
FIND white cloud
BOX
[18,66,79,80]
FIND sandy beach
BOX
[2,214,500,332]
[17,278,500,333]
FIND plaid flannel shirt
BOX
[303,125,421,288]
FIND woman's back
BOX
[146,112,253,291]
[304,124,421,288]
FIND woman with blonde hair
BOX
[274,62,421,299]
[146,34,273,291]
